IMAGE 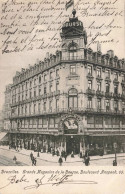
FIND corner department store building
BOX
[9,10,125,155]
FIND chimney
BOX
[107,50,114,58]
[97,42,101,52]
[46,52,49,58]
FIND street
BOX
[0,146,125,166]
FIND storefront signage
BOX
[59,114,83,134]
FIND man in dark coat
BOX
[58,156,63,166]
[30,152,33,161]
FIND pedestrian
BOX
[58,156,63,166]
[30,152,33,161]
[113,160,117,166]
[71,151,74,158]
[57,149,59,156]
[33,158,37,166]
[52,149,55,156]
[85,156,90,166]
[32,156,34,166]
[13,156,17,164]
[64,152,67,161]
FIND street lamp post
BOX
[113,142,117,166]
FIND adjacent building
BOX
[3,84,12,131]
[9,10,125,155]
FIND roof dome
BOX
[60,9,87,45]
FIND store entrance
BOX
[66,136,80,155]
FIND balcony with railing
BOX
[96,90,104,97]
[105,92,112,98]
[10,106,124,119]
[113,93,121,99]
[86,89,95,96]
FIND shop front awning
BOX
[0,132,9,142]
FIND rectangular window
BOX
[112,117,120,125]
[106,99,110,111]
[34,89,36,97]
[34,78,36,85]
[55,117,60,127]
[25,91,27,99]
[44,74,47,81]
[97,82,101,91]
[29,89,32,98]
[25,105,27,114]
[105,117,112,125]
[49,101,52,111]
[50,85,52,93]
[56,99,59,109]
[105,70,110,78]
[39,86,41,95]
[56,69,59,77]
[95,116,103,125]
[29,103,31,114]
[114,85,118,94]
[97,98,101,109]
[34,104,36,113]
[49,118,54,127]
[122,87,125,95]
[70,65,76,74]
[88,98,92,108]
[22,92,24,101]
[88,66,92,75]
[39,76,41,83]
[122,74,125,82]
[22,106,23,114]
[50,72,53,79]
[114,100,118,111]
[114,72,118,80]
[97,68,101,77]
[106,83,110,93]
[26,82,28,89]
[38,118,42,127]
[56,82,59,91]
[29,119,32,128]
[38,102,41,113]
[88,80,92,90]
[30,80,32,87]
[44,86,46,94]
[43,102,46,111]
[87,116,94,124]
[43,118,47,126]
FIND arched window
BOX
[68,88,78,108]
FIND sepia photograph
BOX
[0,0,125,193]
[0,0,125,169]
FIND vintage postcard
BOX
[0,0,125,193]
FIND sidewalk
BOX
[0,145,125,165]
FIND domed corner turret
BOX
[60,9,87,46]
